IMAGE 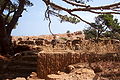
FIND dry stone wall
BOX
[37,51,85,78]
[37,51,120,79]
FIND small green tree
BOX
[84,14,120,40]
[66,30,70,34]
[96,14,120,39]
[83,27,97,39]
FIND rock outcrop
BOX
[47,68,95,80]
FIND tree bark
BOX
[0,15,12,55]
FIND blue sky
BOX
[11,0,120,36]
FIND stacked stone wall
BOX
[37,52,120,78]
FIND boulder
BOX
[47,68,95,80]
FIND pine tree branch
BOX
[62,0,88,7]
[89,10,120,14]
[68,12,92,25]
[42,0,120,25]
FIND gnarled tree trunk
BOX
[0,15,12,55]
[0,0,25,56]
